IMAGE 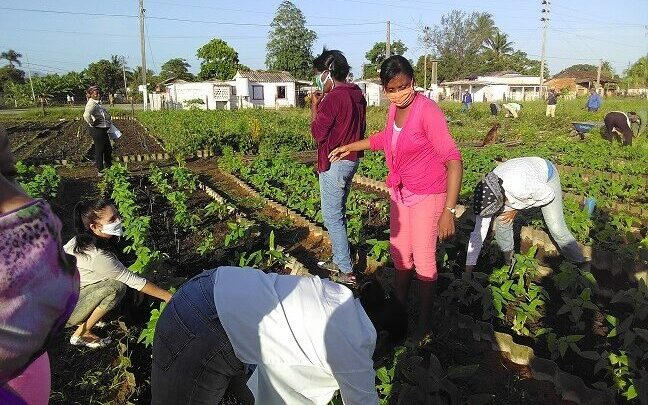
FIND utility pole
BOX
[24,54,36,103]
[385,20,391,59]
[422,26,431,90]
[139,0,148,110]
[596,59,602,89]
[121,56,135,116]
[539,1,550,97]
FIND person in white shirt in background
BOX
[150,267,407,405]
[465,157,587,271]
[83,85,113,175]
[64,199,172,348]
[502,102,522,118]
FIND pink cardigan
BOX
[369,93,461,194]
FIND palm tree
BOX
[482,32,514,60]
[1,49,23,67]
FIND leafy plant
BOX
[557,287,599,330]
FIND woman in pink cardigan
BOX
[329,56,463,340]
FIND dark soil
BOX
[5,118,164,165]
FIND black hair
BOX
[358,279,407,344]
[379,55,414,87]
[312,49,350,82]
[73,198,114,254]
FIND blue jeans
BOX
[494,163,585,263]
[151,269,253,405]
[319,160,359,273]
[461,102,471,111]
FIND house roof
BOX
[236,70,296,82]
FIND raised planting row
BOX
[434,245,648,403]
[218,147,392,264]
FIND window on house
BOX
[252,85,264,100]
[277,86,286,99]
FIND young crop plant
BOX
[15,162,61,199]
[557,287,599,331]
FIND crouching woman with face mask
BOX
[63,199,172,348]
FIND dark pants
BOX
[151,269,253,405]
[89,126,112,171]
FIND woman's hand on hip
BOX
[328,146,351,162]
[437,209,456,241]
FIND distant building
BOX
[354,78,385,107]
[157,71,311,110]
[440,71,545,102]
[544,71,619,97]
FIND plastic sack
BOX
[108,124,122,140]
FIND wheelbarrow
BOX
[570,121,600,140]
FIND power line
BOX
[0,7,384,27]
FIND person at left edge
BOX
[310,49,367,284]
[0,125,80,405]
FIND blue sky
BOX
[1,0,646,79]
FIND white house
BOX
[158,71,309,110]
[440,71,546,102]
[354,79,385,107]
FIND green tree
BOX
[362,40,407,78]
[431,10,496,81]
[623,56,647,88]
[482,32,514,61]
[159,58,195,81]
[265,1,317,80]
[197,39,240,80]
[1,49,22,67]
[84,58,122,94]
[127,66,158,100]
[0,65,25,90]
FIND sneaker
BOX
[70,335,111,349]
[333,272,357,286]
[317,261,342,274]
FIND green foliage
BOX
[363,40,407,79]
[84,56,123,94]
[138,300,167,347]
[265,1,317,80]
[102,164,163,274]
[196,38,241,81]
[15,162,61,199]
[159,58,194,82]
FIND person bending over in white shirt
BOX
[64,199,172,348]
[150,267,407,405]
[502,102,522,118]
[465,157,586,272]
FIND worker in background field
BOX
[546,89,558,117]
[151,267,406,405]
[310,49,367,284]
[461,89,472,112]
[465,157,587,272]
[502,102,522,118]
[586,88,602,112]
[603,111,642,146]
[489,102,501,116]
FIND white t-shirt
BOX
[63,237,147,290]
[212,267,378,405]
[466,157,555,266]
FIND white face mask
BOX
[101,220,124,237]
